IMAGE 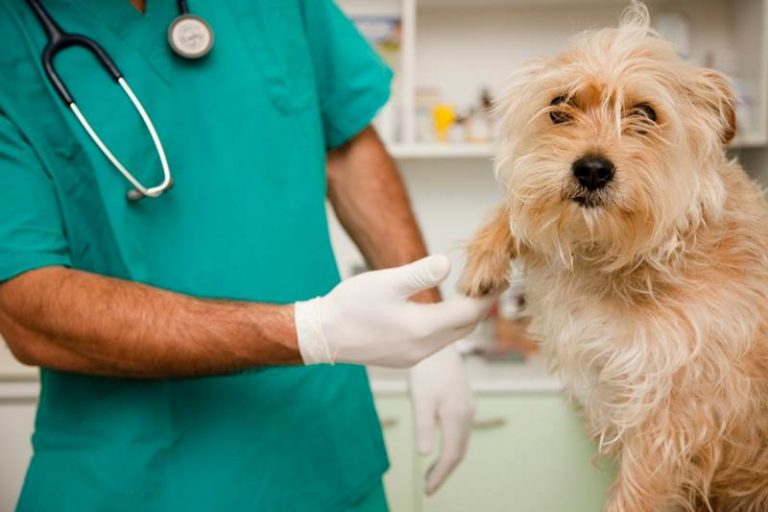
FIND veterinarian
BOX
[0,1,493,510]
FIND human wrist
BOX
[278,303,302,362]
[293,298,333,365]
[244,302,303,366]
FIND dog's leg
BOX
[606,440,684,512]
[605,419,698,512]
[458,206,517,297]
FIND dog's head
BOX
[497,2,736,270]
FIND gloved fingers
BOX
[385,255,452,298]
[413,397,436,456]
[424,410,472,495]
[412,321,482,363]
[418,294,498,334]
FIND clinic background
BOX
[1,0,766,510]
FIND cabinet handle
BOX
[380,417,399,429]
[473,417,507,430]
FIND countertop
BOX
[0,356,563,401]
[369,355,562,395]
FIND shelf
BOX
[418,0,635,7]
[387,133,766,160]
[343,0,767,158]
[388,143,494,159]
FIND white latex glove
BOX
[294,255,494,368]
[409,345,474,495]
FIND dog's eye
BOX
[550,95,573,125]
[631,103,657,123]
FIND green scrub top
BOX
[0,1,393,510]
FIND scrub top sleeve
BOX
[302,0,394,150]
[0,114,71,282]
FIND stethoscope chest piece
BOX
[168,14,214,59]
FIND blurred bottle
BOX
[466,107,489,143]
[494,277,538,360]
[481,88,500,141]
[449,109,469,143]
[416,86,442,143]
[433,104,457,143]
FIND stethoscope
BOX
[26,0,215,201]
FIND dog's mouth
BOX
[572,194,603,208]
[561,179,610,209]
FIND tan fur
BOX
[460,3,768,510]
[458,206,517,296]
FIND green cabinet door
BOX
[375,391,616,512]
[377,395,420,512]
[421,395,615,512]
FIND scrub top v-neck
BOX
[0,1,393,510]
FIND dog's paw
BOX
[459,206,516,297]
[458,252,511,297]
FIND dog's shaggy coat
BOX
[459,4,768,511]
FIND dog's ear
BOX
[688,69,737,145]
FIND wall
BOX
[328,158,502,294]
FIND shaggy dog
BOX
[459,4,768,511]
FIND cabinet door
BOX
[422,395,614,512]
[0,399,36,512]
[376,396,420,512]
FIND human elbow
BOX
[0,308,42,366]
[0,273,48,366]
[2,333,39,367]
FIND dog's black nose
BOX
[572,156,615,191]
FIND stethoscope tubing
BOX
[177,0,190,15]
[69,79,172,199]
[26,0,174,201]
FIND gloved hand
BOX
[294,255,494,368]
[409,345,474,495]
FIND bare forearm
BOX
[328,127,439,302]
[0,267,299,378]
[328,127,430,268]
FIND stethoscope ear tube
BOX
[43,36,123,105]
[29,0,122,104]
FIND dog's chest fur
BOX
[521,245,768,452]
[524,267,651,444]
